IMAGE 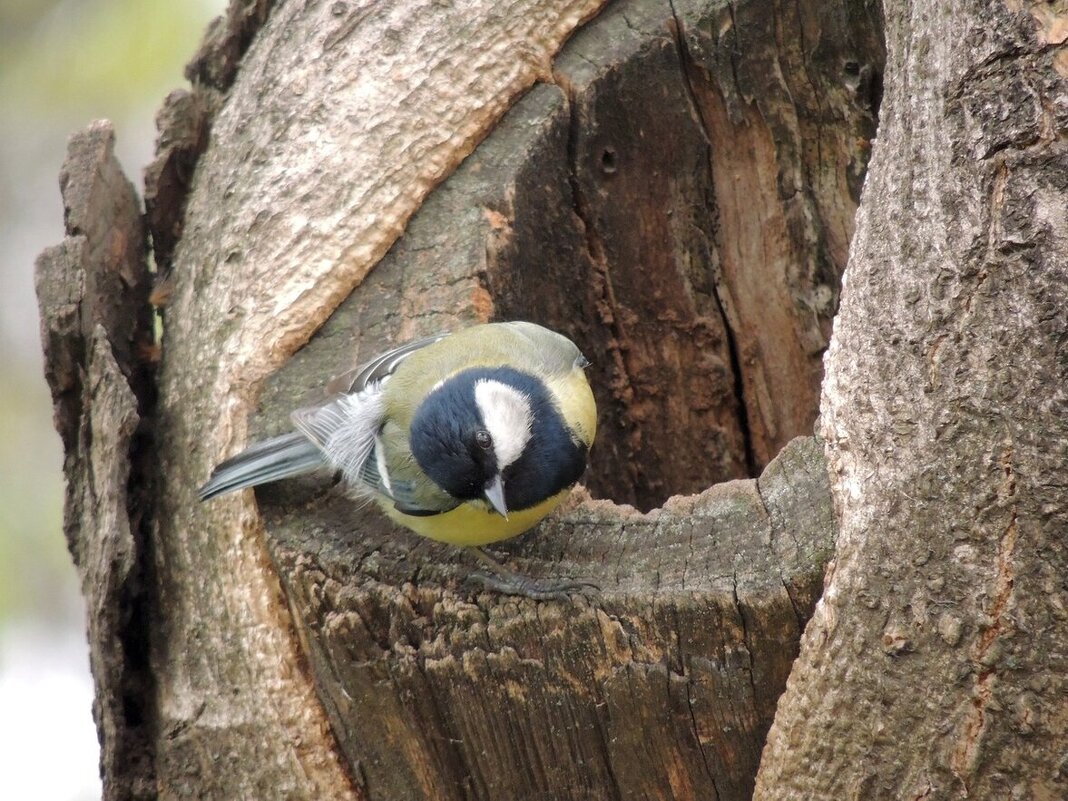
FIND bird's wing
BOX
[326,333,449,396]
[357,453,460,516]
[290,385,387,489]
[498,321,588,376]
[293,333,460,512]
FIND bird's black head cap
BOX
[410,366,587,511]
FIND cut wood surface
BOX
[264,437,833,800]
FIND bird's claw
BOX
[467,571,600,601]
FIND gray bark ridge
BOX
[756,1,1068,798]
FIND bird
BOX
[199,321,598,597]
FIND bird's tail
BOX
[198,433,326,501]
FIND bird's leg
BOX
[466,547,599,601]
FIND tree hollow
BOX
[245,1,883,798]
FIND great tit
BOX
[199,322,597,561]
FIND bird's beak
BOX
[483,475,509,519]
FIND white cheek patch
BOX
[474,379,533,470]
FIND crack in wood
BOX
[730,572,761,708]
[953,442,1022,791]
[560,84,645,489]
[752,470,809,633]
[686,680,723,801]
[668,0,759,477]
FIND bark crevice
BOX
[668,0,759,476]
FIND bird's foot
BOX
[467,570,600,601]
[466,547,599,601]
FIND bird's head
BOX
[409,367,588,516]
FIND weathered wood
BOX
[755,1,1068,798]
[672,0,884,471]
[35,121,155,801]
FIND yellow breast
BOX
[380,489,572,546]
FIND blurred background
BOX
[0,1,225,798]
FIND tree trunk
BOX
[63,0,1068,799]
[755,1,1068,799]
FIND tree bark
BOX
[36,122,156,801]
[755,1,1068,799]
[33,0,897,800]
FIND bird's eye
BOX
[474,429,492,450]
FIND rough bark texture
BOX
[755,1,1068,799]
[36,122,156,801]
[36,0,887,798]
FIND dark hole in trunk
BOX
[484,24,881,511]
